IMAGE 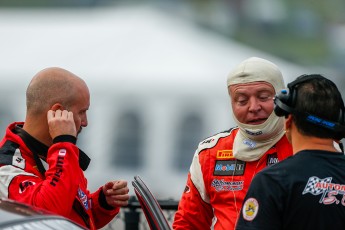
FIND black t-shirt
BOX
[236,150,345,230]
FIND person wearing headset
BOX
[236,74,345,230]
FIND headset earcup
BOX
[274,89,292,117]
[274,104,288,117]
[274,97,290,117]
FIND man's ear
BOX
[285,114,293,130]
[50,103,64,111]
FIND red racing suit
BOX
[173,127,292,230]
[0,122,119,229]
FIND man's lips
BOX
[247,118,267,125]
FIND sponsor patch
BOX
[13,149,25,169]
[243,139,256,149]
[242,198,259,221]
[211,179,244,192]
[58,149,66,156]
[213,160,245,176]
[19,180,36,194]
[50,150,66,186]
[78,188,89,210]
[216,150,233,159]
[244,129,263,136]
[266,153,279,166]
[201,138,215,145]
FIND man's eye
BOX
[258,94,273,102]
[259,96,269,100]
[236,99,248,105]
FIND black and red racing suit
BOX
[0,122,119,229]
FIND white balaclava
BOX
[227,57,286,161]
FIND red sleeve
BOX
[173,173,213,229]
[8,142,82,217]
[90,187,120,229]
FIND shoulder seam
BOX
[197,127,238,153]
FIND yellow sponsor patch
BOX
[216,150,233,159]
[242,198,259,221]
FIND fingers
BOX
[47,110,71,120]
[47,110,55,121]
[107,194,130,207]
[103,180,130,207]
[47,109,77,139]
[103,181,115,190]
[104,180,128,196]
[50,110,73,120]
[112,180,127,190]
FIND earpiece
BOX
[273,89,293,117]
[273,74,345,136]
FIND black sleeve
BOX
[53,135,77,144]
[98,189,116,210]
[236,170,284,230]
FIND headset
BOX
[274,74,345,136]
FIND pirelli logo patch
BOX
[214,160,246,176]
[216,150,234,159]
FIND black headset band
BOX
[287,74,326,90]
[289,74,345,116]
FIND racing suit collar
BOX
[13,124,91,171]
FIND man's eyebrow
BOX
[257,89,274,93]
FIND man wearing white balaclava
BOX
[173,57,293,230]
[227,57,286,161]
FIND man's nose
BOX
[248,98,261,112]
[81,117,88,127]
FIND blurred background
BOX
[0,0,344,229]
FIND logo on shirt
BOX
[13,149,25,169]
[266,153,279,166]
[50,149,66,187]
[214,160,245,176]
[242,198,259,221]
[19,180,36,194]
[201,138,215,145]
[244,129,263,136]
[243,139,256,149]
[78,188,89,210]
[303,176,345,206]
[58,149,66,156]
[211,179,244,192]
[216,150,233,159]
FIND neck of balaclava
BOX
[232,112,285,161]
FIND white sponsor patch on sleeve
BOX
[12,149,25,169]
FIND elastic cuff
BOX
[53,135,77,144]
[99,189,116,210]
